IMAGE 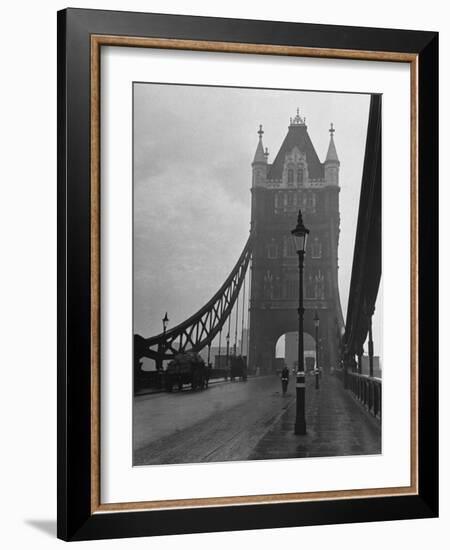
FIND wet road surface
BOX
[134,375,292,465]
[133,373,381,466]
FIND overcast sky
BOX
[133,83,381,358]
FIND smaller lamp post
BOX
[162,312,169,335]
[291,209,309,435]
[207,342,212,367]
[158,312,169,378]
[314,310,320,390]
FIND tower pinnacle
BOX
[325,122,339,163]
[289,108,306,127]
[258,124,264,140]
[252,124,267,164]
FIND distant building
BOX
[285,332,297,369]
[197,329,249,366]
[198,346,220,365]
[285,331,317,370]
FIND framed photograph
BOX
[57,8,438,541]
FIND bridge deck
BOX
[134,373,380,466]
[249,373,381,460]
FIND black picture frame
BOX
[57,7,438,541]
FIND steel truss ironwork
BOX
[135,235,253,363]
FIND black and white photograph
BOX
[132,83,382,466]
[0,0,443,546]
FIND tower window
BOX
[286,238,296,257]
[315,270,325,300]
[306,192,316,212]
[267,242,278,259]
[287,192,294,207]
[311,237,322,259]
[285,279,297,299]
[305,274,316,299]
[273,276,281,299]
[297,168,304,184]
[287,169,294,185]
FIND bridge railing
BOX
[346,372,382,421]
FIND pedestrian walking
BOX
[281,365,289,396]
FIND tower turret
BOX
[252,124,268,187]
[324,123,340,186]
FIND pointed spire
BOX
[325,122,339,163]
[257,124,264,140]
[289,107,306,127]
[253,124,267,164]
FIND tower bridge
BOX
[134,99,382,428]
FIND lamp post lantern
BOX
[291,209,309,435]
[162,312,169,335]
[314,310,320,390]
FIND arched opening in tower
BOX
[275,331,317,373]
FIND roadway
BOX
[133,373,381,466]
[133,375,292,465]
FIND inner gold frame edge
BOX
[89,35,419,514]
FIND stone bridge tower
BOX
[248,110,344,373]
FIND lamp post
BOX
[314,310,320,390]
[207,342,212,367]
[162,312,169,335]
[291,209,309,435]
[158,312,169,379]
[218,330,222,369]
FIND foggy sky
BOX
[133,83,381,357]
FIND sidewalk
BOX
[249,373,381,460]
